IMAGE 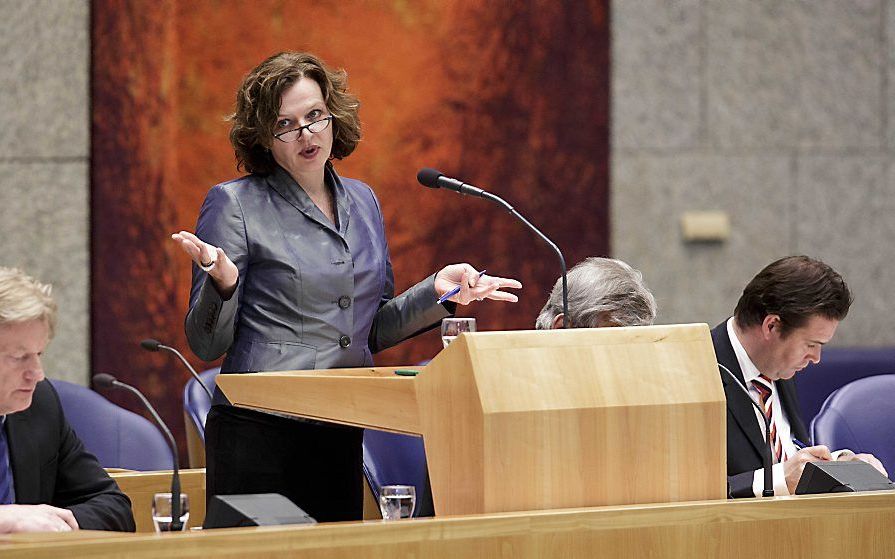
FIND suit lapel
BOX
[329,167,352,238]
[777,379,809,442]
[712,323,769,460]
[265,164,350,238]
[6,408,40,503]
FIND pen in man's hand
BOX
[437,270,487,305]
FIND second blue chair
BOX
[183,367,220,467]
[810,374,895,475]
[362,430,433,517]
[50,378,173,471]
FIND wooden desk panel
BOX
[1,491,894,558]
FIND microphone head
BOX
[93,373,118,389]
[416,168,444,188]
[140,338,162,352]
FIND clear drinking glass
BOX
[378,485,416,520]
[152,492,190,532]
[441,317,476,348]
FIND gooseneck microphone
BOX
[93,373,184,529]
[416,168,513,210]
[141,338,213,401]
[717,363,775,497]
[417,168,569,327]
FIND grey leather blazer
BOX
[185,164,451,375]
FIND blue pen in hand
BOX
[792,437,809,449]
[437,270,487,304]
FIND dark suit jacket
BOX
[186,163,451,377]
[711,321,808,498]
[5,381,135,531]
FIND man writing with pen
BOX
[712,256,887,498]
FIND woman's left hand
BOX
[435,264,522,305]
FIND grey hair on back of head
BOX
[535,257,657,329]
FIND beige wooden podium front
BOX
[216,324,727,515]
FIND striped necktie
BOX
[0,422,13,504]
[751,375,782,463]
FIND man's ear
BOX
[551,313,566,330]
[761,314,781,339]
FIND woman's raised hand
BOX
[171,231,239,297]
[434,263,522,305]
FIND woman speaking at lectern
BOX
[171,52,520,521]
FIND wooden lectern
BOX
[216,324,727,516]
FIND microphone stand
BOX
[718,363,775,497]
[141,339,214,401]
[94,374,184,529]
[506,206,569,329]
[421,173,569,327]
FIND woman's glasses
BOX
[273,115,333,143]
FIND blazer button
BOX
[338,296,351,309]
[339,335,351,348]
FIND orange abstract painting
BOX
[92,0,610,459]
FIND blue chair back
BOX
[183,367,220,441]
[795,347,895,426]
[362,430,432,517]
[49,379,173,471]
[810,374,895,474]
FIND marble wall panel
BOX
[0,162,89,383]
[887,1,895,150]
[794,156,895,346]
[707,0,882,150]
[0,0,89,159]
[612,0,702,149]
[794,0,883,149]
[707,1,802,149]
[612,154,793,327]
[615,0,895,347]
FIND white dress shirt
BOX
[726,318,797,496]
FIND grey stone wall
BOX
[612,0,894,346]
[0,0,90,382]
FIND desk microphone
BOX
[717,363,775,497]
[417,168,569,327]
[141,338,213,400]
[93,373,184,530]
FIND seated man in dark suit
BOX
[0,267,135,533]
[714,256,886,498]
[535,257,657,329]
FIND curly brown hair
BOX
[228,52,361,175]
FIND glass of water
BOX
[152,492,190,532]
[378,485,416,520]
[441,317,476,348]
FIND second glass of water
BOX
[152,492,190,532]
[441,317,476,348]
[379,485,416,520]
